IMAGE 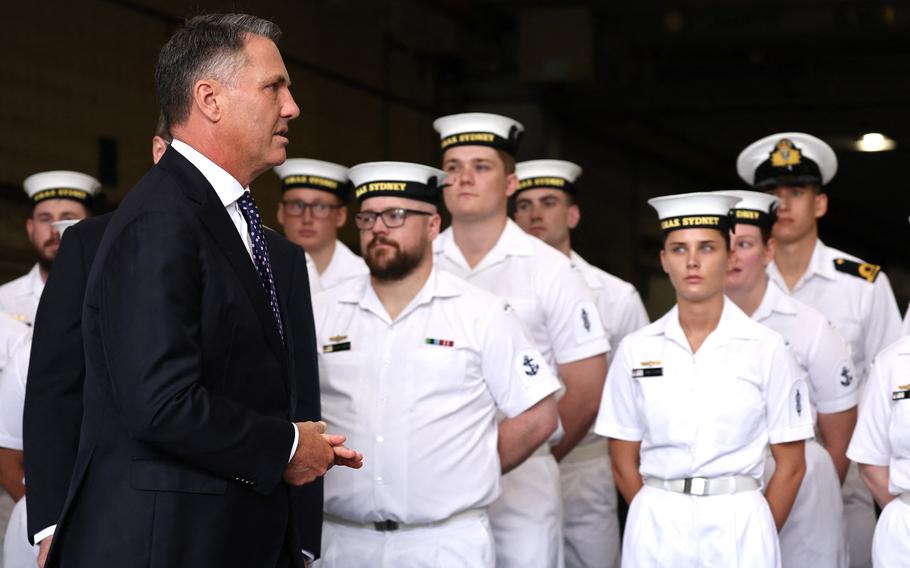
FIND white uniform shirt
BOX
[753,281,859,420]
[433,220,609,374]
[0,314,30,377]
[767,239,901,382]
[319,240,369,291]
[848,336,910,494]
[900,303,910,336]
[595,298,815,480]
[570,251,648,367]
[0,264,44,326]
[315,269,560,523]
[0,339,29,451]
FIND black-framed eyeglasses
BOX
[280,200,342,219]
[354,208,432,230]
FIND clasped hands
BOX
[283,421,363,485]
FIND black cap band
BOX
[281,175,350,200]
[31,188,93,208]
[753,138,823,189]
[439,125,523,156]
[515,176,576,195]
[660,213,732,234]
[731,205,778,229]
[354,177,443,204]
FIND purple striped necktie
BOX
[235,191,285,342]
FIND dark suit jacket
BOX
[46,147,321,568]
[24,213,110,542]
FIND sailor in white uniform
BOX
[722,189,857,567]
[738,133,902,568]
[848,335,910,567]
[315,161,560,567]
[0,340,39,568]
[432,113,610,568]
[512,159,649,568]
[273,158,368,291]
[597,192,814,568]
[0,171,100,326]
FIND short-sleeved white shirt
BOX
[0,313,30,378]
[753,281,858,419]
[847,336,910,495]
[570,251,648,367]
[0,264,44,327]
[433,220,609,373]
[595,298,814,480]
[0,337,30,450]
[319,240,369,291]
[767,239,901,382]
[314,269,560,524]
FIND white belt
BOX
[562,439,608,464]
[645,475,759,496]
[324,508,486,532]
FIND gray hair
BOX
[155,13,281,127]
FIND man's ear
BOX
[504,173,519,198]
[814,192,828,220]
[335,205,348,229]
[567,204,581,230]
[193,79,223,123]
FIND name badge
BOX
[323,342,351,353]
[892,389,910,401]
[632,367,663,378]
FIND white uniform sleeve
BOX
[611,289,650,343]
[864,273,901,373]
[0,342,29,450]
[847,354,893,466]
[808,318,860,414]
[480,300,560,418]
[766,337,815,445]
[593,338,642,441]
[544,263,610,365]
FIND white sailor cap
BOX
[273,158,351,200]
[23,171,101,207]
[736,132,838,189]
[433,112,525,156]
[714,190,779,228]
[648,192,741,234]
[515,160,582,195]
[348,161,447,205]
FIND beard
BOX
[365,235,425,282]
[35,237,59,272]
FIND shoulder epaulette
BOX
[833,258,881,283]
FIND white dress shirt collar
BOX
[170,139,247,206]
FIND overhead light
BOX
[854,132,896,152]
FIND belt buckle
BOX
[683,477,708,496]
[374,520,399,531]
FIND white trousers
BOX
[489,451,564,568]
[560,441,620,568]
[763,439,848,568]
[2,496,38,568]
[623,484,780,568]
[872,496,910,568]
[844,461,876,568]
[316,511,494,568]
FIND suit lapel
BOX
[158,148,287,365]
[197,193,288,365]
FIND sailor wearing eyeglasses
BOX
[273,159,368,290]
[313,161,560,567]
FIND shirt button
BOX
[382,360,390,366]
[376,435,384,443]
[376,476,383,483]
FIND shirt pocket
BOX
[403,344,471,413]
[636,368,692,446]
[706,371,765,450]
[319,350,368,416]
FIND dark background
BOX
[3,0,909,318]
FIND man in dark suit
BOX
[41,14,360,568]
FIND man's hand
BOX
[37,536,52,568]
[283,421,336,486]
[324,433,364,469]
